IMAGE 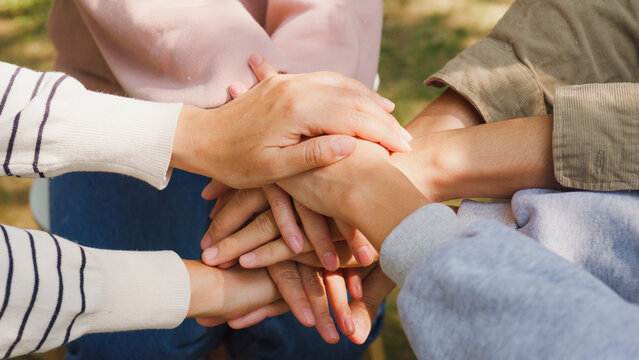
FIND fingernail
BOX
[322,252,339,271]
[323,324,340,343]
[355,246,373,265]
[201,234,212,250]
[354,318,368,336]
[203,246,219,264]
[343,316,355,335]
[383,98,395,111]
[201,183,213,199]
[249,53,263,66]
[399,139,412,152]
[240,252,256,266]
[289,235,304,253]
[332,137,356,157]
[228,83,244,97]
[400,126,413,141]
[302,309,316,326]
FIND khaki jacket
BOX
[427,0,639,191]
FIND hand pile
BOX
[191,54,419,344]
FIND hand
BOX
[278,140,427,249]
[200,186,378,270]
[183,260,280,320]
[228,263,394,345]
[228,261,365,344]
[170,54,412,189]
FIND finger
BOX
[295,200,339,271]
[240,235,311,268]
[227,300,290,329]
[324,270,355,336]
[293,241,359,268]
[321,104,410,153]
[201,180,232,200]
[302,71,396,114]
[267,261,315,327]
[203,210,280,266]
[195,317,227,327]
[263,184,305,253]
[334,220,378,266]
[204,187,269,248]
[278,135,357,178]
[248,53,279,81]
[208,187,236,220]
[348,267,396,345]
[344,268,363,299]
[298,264,340,344]
[228,81,249,99]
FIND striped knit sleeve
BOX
[0,224,190,358]
[0,62,182,189]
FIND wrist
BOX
[171,105,225,179]
[390,135,453,203]
[342,164,428,249]
[184,260,223,318]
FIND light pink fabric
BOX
[48,0,383,108]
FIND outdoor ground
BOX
[0,0,512,359]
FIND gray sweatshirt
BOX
[380,189,639,359]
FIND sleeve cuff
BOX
[79,249,190,335]
[380,203,463,287]
[553,83,639,191]
[425,37,547,123]
[43,77,181,189]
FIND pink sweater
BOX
[47,0,383,108]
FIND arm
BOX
[424,0,639,191]
[382,208,639,359]
[55,0,382,107]
[0,223,279,357]
[0,61,408,189]
[276,138,639,358]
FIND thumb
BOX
[279,135,357,177]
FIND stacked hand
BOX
[190,55,427,344]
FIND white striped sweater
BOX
[0,62,190,358]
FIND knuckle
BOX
[253,211,278,235]
[209,216,227,236]
[218,236,241,258]
[235,188,259,208]
[354,92,369,111]
[268,195,290,213]
[275,269,302,286]
[304,141,327,166]
[359,293,381,314]
[302,275,325,296]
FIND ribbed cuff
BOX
[425,37,547,123]
[553,83,639,191]
[380,203,463,287]
[79,249,190,335]
[44,77,181,189]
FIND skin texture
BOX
[197,55,562,344]
[183,260,280,320]
[169,53,410,190]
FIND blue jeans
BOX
[50,170,383,360]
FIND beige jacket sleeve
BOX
[425,0,639,191]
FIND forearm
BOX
[385,215,639,359]
[0,224,188,357]
[392,114,560,202]
[0,62,180,188]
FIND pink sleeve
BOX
[71,0,382,108]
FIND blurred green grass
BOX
[0,0,512,359]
